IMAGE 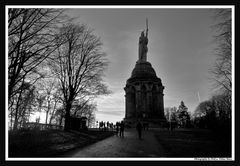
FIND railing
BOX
[23,122,63,130]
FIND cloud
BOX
[97,110,124,116]
[95,88,125,121]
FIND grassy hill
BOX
[9,128,114,157]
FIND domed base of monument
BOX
[124,61,165,127]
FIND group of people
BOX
[114,120,148,140]
[115,121,125,138]
[98,121,114,131]
[98,120,150,140]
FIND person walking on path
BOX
[116,122,120,136]
[119,121,125,138]
[136,120,143,140]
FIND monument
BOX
[124,19,166,127]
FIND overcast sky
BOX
[65,7,218,123]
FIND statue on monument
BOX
[138,19,148,62]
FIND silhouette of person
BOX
[107,121,109,130]
[119,121,125,138]
[99,121,103,131]
[103,122,106,131]
[136,121,143,139]
[116,122,120,136]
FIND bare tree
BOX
[211,93,231,119]
[193,92,231,129]
[36,78,61,125]
[210,9,232,94]
[72,99,97,127]
[176,101,190,128]
[72,99,91,117]
[84,103,97,128]
[10,81,37,130]
[8,8,65,100]
[54,107,65,126]
[48,89,63,125]
[49,23,109,130]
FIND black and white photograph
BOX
[5,5,235,161]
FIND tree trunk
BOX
[64,102,72,131]
[13,91,23,130]
[10,108,14,130]
[45,111,49,125]
[59,115,63,126]
[49,100,58,125]
[49,114,53,125]
[13,107,19,130]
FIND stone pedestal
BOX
[124,61,166,127]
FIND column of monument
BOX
[125,86,136,118]
[146,84,152,117]
[159,86,165,117]
[124,88,130,118]
[135,85,141,118]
